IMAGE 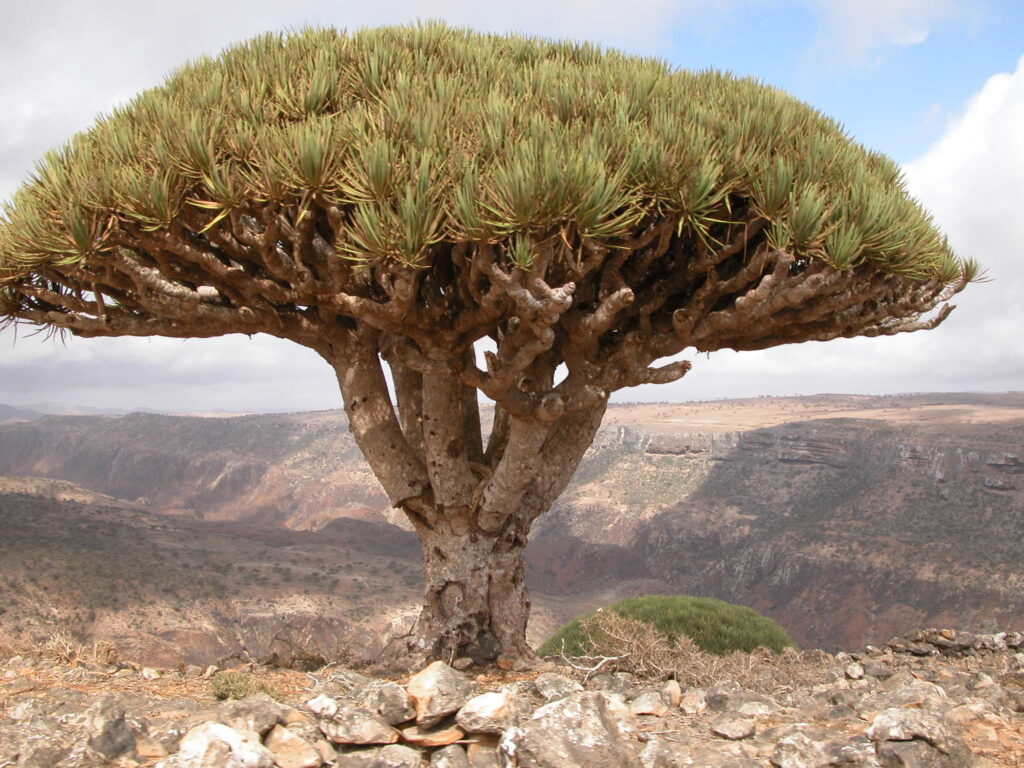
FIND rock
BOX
[867,708,973,767]
[532,672,583,702]
[400,723,464,747]
[681,687,708,714]
[466,740,502,767]
[768,726,843,767]
[845,662,865,680]
[707,681,744,711]
[183,665,204,678]
[711,714,756,740]
[359,681,416,726]
[726,692,778,716]
[264,724,322,768]
[630,691,668,716]
[218,694,286,735]
[142,667,161,680]
[430,743,471,767]
[82,695,136,759]
[859,683,951,717]
[307,694,340,719]
[309,696,399,745]
[862,661,896,681]
[171,722,275,768]
[499,691,642,767]
[660,679,682,707]
[452,657,474,671]
[406,661,474,728]
[456,690,517,734]
[336,743,423,767]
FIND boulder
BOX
[867,708,973,767]
[456,691,518,734]
[308,696,399,745]
[264,724,322,768]
[81,696,136,759]
[359,681,416,726]
[406,661,474,728]
[499,691,642,767]
[532,672,583,703]
[335,743,423,767]
[429,743,471,767]
[218,694,287,735]
[170,722,275,768]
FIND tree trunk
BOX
[328,341,606,667]
[396,516,533,665]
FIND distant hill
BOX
[0,404,41,423]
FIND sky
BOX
[0,0,1022,413]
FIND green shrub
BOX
[538,594,795,656]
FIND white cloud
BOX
[800,0,975,69]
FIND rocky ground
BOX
[1,628,1022,767]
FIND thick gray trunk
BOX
[328,342,606,666]
[396,519,533,664]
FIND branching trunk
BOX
[327,340,605,666]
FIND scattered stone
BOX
[532,672,582,702]
[400,723,465,747]
[359,681,416,726]
[81,696,136,759]
[309,696,399,745]
[681,687,708,714]
[845,662,865,680]
[707,681,744,711]
[218,694,287,735]
[264,724,322,768]
[499,691,642,767]
[711,714,756,741]
[630,690,669,716]
[406,661,474,728]
[726,691,778,717]
[141,667,161,680]
[660,679,682,707]
[456,690,517,734]
[336,743,423,768]
[867,707,972,767]
[429,743,471,767]
[452,657,474,671]
[466,740,502,767]
[170,722,275,768]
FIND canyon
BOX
[0,392,1021,664]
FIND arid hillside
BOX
[0,392,1021,658]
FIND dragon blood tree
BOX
[0,25,977,665]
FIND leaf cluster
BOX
[0,23,976,284]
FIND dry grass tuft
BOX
[566,611,834,694]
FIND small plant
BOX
[43,629,87,664]
[211,670,277,701]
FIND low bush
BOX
[546,609,829,689]
[539,594,795,657]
